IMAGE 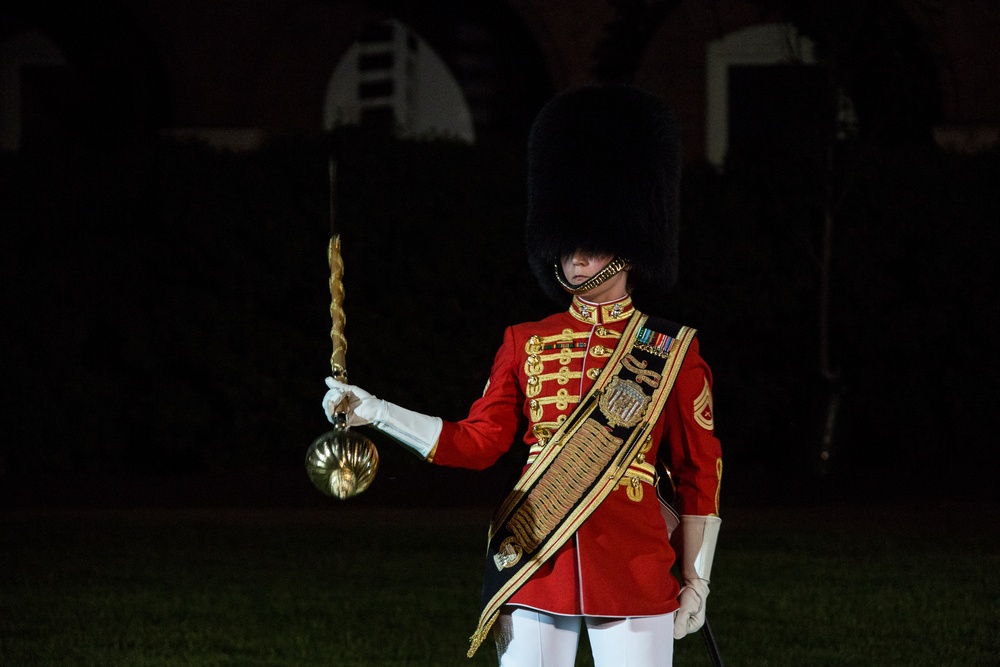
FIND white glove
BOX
[323,377,380,427]
[322,377,443,459]
[673,514,721,639]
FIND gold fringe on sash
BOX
[467,610,500,658]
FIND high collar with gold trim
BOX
[569,295,634,325]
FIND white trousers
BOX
[495,607,674,667]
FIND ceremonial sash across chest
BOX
[467,312,697,657]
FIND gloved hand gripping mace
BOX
[304,161,379,499]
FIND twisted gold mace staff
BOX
[304,161,379,500]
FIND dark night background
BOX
[1,0,998,510]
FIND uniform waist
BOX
[524,443,657,486]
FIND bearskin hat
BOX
[525,84,681,306]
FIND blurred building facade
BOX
[3,1,999,501]
[2,0,998,162]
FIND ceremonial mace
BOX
[304,161,379,499]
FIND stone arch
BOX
[751,0,944,144]
[372,1,554,139]
[323,19,476,143]
[0,4,169,152]
[705,23,819,166]
[251,1,552,142]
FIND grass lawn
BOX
[2,502,997,666]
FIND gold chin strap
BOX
[554,256,631,294]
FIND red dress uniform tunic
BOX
[431,295,722,617]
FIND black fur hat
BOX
[525,84,681,306]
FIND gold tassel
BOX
[466,610,499,658]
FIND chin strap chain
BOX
[554,256,631,294]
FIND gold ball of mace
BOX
[305,419,379,500]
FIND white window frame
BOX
[705,23,817,167]
[324,19,475,143]
[1,31,67,152]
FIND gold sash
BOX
[467,313,696,656]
